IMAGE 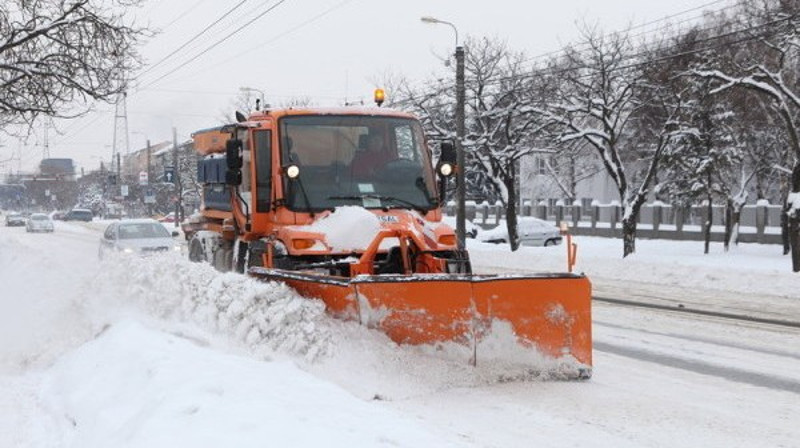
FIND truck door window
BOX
[238,129,252,211]
[254,130,272,212]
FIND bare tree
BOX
[0,0,147,129]
[691,1,800,270]
[546,26,685,257]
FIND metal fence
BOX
[445,201,784,244]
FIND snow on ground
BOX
[468,236,800,318]
[1,221,799,447]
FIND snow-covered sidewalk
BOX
[468,236,800,321]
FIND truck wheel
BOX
[213,244,233,272]
[188,237,207,263]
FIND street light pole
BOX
[421,16,466,251]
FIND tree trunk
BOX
[790,163,800,272]
[781,205,791,255]
[723,199,733,252]
[704,193,712,255]
[622,217,637,258]
[504,176,520,252]
[781,185,791,255]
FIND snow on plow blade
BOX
[249,268,592,370]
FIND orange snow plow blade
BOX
[251,268,592,371]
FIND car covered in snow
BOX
[441,215,479,238]
[25,213,54,233]
[5,212,26,227]
[480,217,562,247]
[99,219,181,258]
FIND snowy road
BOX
[2,222,799,447]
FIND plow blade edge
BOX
[250,269,592,368]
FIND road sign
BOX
[164,167,175,183]
[144,190,156,204]
[120,185,129,197]
[139,171,149,185]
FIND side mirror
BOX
[225,169,242,186]
[226,139,243,169]
[439,141,456,165]
[172,231,180,237]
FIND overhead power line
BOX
[137,0,250,79]
[519,0,738,66]
[156,0,358,87]
[139,0,291,90]
[392,13,795,108]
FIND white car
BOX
[441,216,479,238]
[99,219,181,258]
[480,217,562,247]
[26,213,54,233]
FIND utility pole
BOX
[455,45,466,251]
[172,127,181,228]
[146,139,152,216]
[421,16,467,251]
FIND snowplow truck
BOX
[184,104,592,376]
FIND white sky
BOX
[1,0,734,176]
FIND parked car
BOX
[26,213,55,233]
[63,208,94,222]
[480,217,562,246]
[99,219,181,258]
[5,212,25,227]
[441,216,479,238]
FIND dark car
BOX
[63,208,94,222]
[5,212,26,227]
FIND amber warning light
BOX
[374,88,385,107]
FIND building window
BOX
[535,156,549,175]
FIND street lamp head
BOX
[419,16,458,47]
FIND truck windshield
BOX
[280,115,437,212]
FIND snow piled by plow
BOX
[91,253,334,361]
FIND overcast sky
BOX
[2,0,734,175]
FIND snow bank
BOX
[90,254,333,361]
[40,320,463,448]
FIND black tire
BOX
[544,239,557,247]
[188,237,207,263]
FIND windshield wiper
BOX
[328,194,427,213]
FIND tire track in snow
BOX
[595,341,800,394]
[595,320,800,361]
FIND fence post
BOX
[591,204,599,229]
[675,205,684,234]
[572,204,581,229]
[756,201,767,243]
[652,203,662,237]
[556,204,564,226]
[610,205,619,230]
